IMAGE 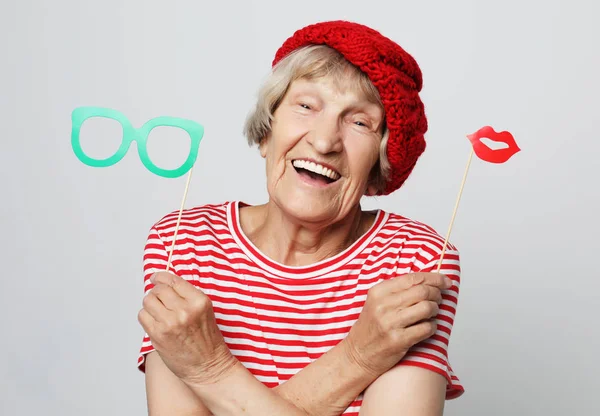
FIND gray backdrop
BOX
[2,0,598,415]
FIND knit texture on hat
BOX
[273,20,428,195]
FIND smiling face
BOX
[259,75,384,226]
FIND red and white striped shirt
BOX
[138,201,464,413]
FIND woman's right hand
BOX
[343,272,453,377]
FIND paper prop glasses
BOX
[71,106,204,178]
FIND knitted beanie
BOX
[272,20,427,195]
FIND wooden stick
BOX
[436,149,473,273]
[166,167,194,271]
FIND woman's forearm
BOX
[187,360,308,416]
[189,338,377,416]
[271,337,377,416]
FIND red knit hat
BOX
[272,20,427,195]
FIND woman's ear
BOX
[259,138,268,158]
[365,184,379,196]
[258,134,271,158]
[365,163,382,196]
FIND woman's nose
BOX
[306,117,343,154]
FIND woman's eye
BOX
[299,103,311,109]
[354,121,369,128]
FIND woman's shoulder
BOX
[148,200,234,235]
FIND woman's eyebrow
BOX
[350,103,383,119]
[287,86,319,101]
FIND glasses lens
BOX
[145,126,193,171]
[77,116,124,161]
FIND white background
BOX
[1,0,598,414]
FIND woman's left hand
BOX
[138,271,237,386]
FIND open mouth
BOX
[292,159,341,185]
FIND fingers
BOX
[141,291,167,322]
[396,300,440,328]
[141,282,187,323]
[152,283,187,311]
[150,272,213,320]
[375,282,443,311]
[137,307,155,334]
[399,284,444,308]
[416,272,453,289]
[403,319,438,345]
[388,272,453,293]
[391,284,443,331]
[151,271,198,301]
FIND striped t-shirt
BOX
[138,201,464,413]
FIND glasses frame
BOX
[71,106,204,178]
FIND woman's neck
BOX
[239,201,375,267]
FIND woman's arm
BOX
[358,365,447,416]
[144,336,375,416]
[184,353,448,416]
[143,272,451,416]
[359,247,463,415]
[186,360,310,416]
[269,337,376,415]
[145,351,212,416]
[144,336,370,416]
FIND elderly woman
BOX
[136,20,463,416]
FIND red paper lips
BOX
[466,126,521,163]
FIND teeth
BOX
[292,160,340,181]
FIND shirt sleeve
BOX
[136,225,172,373]
[396,242,464,400]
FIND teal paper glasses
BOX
[71,106,204,178]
